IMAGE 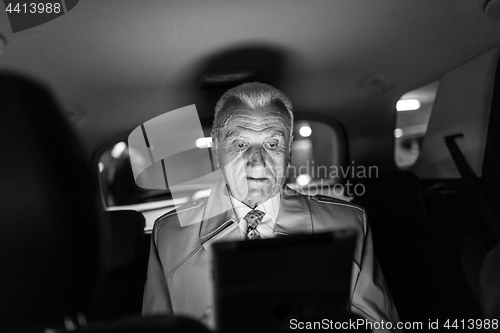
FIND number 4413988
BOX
[6,3,61,14]
[444,319,498,330]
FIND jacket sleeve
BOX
[142,224,173,316]
[350,213,402,332]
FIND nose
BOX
[245,145,265,168]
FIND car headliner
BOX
[1,0,500,173]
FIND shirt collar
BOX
[229,192,281,223]
[200,179,282,239]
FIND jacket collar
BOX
[199,182,312,239]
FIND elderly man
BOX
[142,82,399,330]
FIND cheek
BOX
[219,146,238,164]
[221,151,246,176]
[267,154,287,176]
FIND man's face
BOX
[215,102,291,208]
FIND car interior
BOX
[2,0,500,331]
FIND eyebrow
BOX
[224,130,285,139]
[269,130,285,138]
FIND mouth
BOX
[247,177,269,182]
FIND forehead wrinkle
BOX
[215,103,293,144]
[224,114,287,126]
[223,103,289,121]
[224,114,288,130]
[226,121,286,131]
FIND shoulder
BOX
[302,193,367,234]
[152,198,207,243]
[309,194,365,214]
[150,198,209,275]
[283,186,365,215]
[156,198,207,224]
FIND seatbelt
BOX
[445,134,500,241]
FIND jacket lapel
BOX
[199,181,235,240]
[274,186,313,236]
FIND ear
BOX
[211,140,220,168]
[287,139,293,162]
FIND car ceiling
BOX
[1,0,500,167]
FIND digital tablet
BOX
[212,229,358,333]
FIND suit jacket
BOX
[143,181,400,330]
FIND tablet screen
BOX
[212,229,357,333]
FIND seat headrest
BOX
[0,72,101,331]
[353,170,425,228]
[480,244,500,319]
[104,210,145,270]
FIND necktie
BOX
[244,209,265,240]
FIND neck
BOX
[242,199,261,209]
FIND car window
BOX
[394,81,439,168]
[288,120,341,184]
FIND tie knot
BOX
[244,209,265,225]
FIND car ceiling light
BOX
[196,137,212,148]
[297,174,311,186]
[394,128,403,138]
[98,162,105,173]
[396,99,420,111]
[299,125,312,137]
[111,142,127,158]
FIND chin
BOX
[247,189,274,201]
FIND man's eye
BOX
[235,141,247,150]
[265,142,279,150]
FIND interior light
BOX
[111,142,127,158]
[394,128,403,138]
[297,174,311,186]
[98,162,104,173]
[396,99,421,111]
[299,125,312,137]
[196,137,213,148]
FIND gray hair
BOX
[211,82,294,145]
